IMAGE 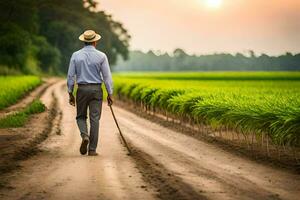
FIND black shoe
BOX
[88,151,98,156]
[80,137,89,155]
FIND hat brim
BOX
[79,34,101,42]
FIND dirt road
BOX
[0,80,299,200]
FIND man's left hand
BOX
[69,93,75,106]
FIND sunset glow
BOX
[205,0,223,8]
[99,0,300,55]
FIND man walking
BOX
[67,30,113,156]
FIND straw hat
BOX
[79,30,101,42]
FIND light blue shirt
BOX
[67,45,113,95]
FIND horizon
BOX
[98,0,300,56]
[129,49,299,57]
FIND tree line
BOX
[115,49,300,71]
[0,0,130,75]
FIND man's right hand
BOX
[107,94,113,106]
[69,93,75,106]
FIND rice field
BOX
[113,72,300,151]
[0,76,42,110]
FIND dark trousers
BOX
[76,84,103,151]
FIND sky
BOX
[97,0,300,55]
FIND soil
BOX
[0,79,299,200]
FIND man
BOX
[67,30,113,156]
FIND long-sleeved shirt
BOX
[67,45,113,95]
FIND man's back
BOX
[67,45,113,95]
[72,46,105,84]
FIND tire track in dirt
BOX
[130,148,208,200]
[12,92,59,161]
[126,130,281,200]
[0,81,62,180]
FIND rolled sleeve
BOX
[67,53,76,93]
[100,54,113,95]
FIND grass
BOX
[0,100,46,128]
[113,72,300,148]
[0,76,42,110]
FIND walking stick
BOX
[109,105,131,155]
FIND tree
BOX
[173,48,187,58]
[0,23,31,70]
[115,49,300,72]
[0,0,130,74]
[0,0,38,72]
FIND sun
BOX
[206,0,223,8]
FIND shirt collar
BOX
[83,45,96,50]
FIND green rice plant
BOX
[140,87,159,106]
[113,72,300,147]
[130,84,148,102]
[0,76,41,110]
[156,89,185,111]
